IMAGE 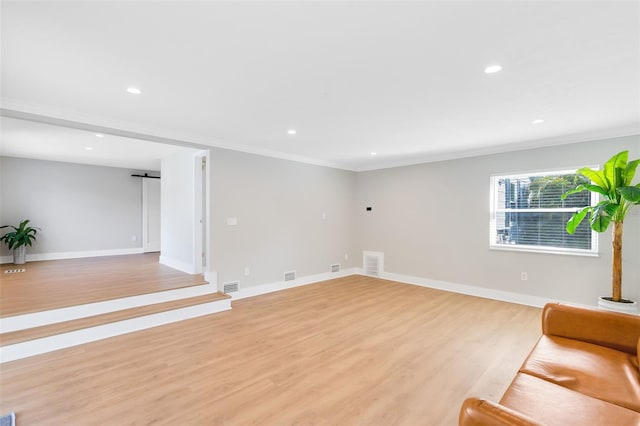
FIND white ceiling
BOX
[1,1,639,171]
[0,117,183,170]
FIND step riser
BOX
[0,299,231,363]
[1,283,219,333]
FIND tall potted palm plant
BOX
[562,150,640,312]
[0,219,39,265]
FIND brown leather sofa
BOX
[459,303,640,425]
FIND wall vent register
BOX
[223,281,239,293]
[363,251,384,277]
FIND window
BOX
[490,169,598,255]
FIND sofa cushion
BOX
[500,373,640,426]
[519,335,640,412]
[542,302,640,354]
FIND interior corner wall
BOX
[355,135,640,306]
[210,148,357,288]
[0,156,145,257]
[160,148,202,274]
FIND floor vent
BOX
[330,263,340,273]
[4,268,25,274]
[363,251,384,277]
[0,412,15,426]
[284,271,296,281]
[223,281,239,293]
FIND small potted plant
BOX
[0,219,40,265]
[562,150,640,313]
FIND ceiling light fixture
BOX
[95,133,104,138]
[484,65,503,74]
[370,152,377,156]
[126,87,142,95]
[532,119,545,124]
[85,147,93,151]
[287,129,296,135]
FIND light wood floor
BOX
[0,276,542,425]
[0,293,230,347]
[0,253,207,317]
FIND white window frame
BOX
[489,168,599,256]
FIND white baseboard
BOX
[159,255,195,274]
[230,268,359,300]
[1,282,219,333]
[0,247,144,264]
[143,242,161,253]
[0,298,232,363]
[359,269,595,310]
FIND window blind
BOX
[490,170,597,254]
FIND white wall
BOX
[0,156,148,258]
[3,134,638,308]
[210,148,357,288]
[160,148,204,273]
[355,135,640,306]
[142,177,161,252]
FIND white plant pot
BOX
[13,246,26,265]
[598,296,638,314]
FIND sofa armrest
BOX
[542,303,640,354]
[459,398,543,426]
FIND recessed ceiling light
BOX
[126,87,142,95]
[370,152,377,156]
[532,119,545,124]
[95,133,104,138]
[85,147,93,151]
[484,65,503,74]
[287,129,296,135]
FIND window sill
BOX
[489,244,600,257]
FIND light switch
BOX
[227,217,238,226]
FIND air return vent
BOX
[223,281,239,293]
[284,271,296,281]
[363,251,384,277]
[4,268,25,274]
[331,263,340,273]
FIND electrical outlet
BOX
[521,272,528,281]
[131,235,137,242]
